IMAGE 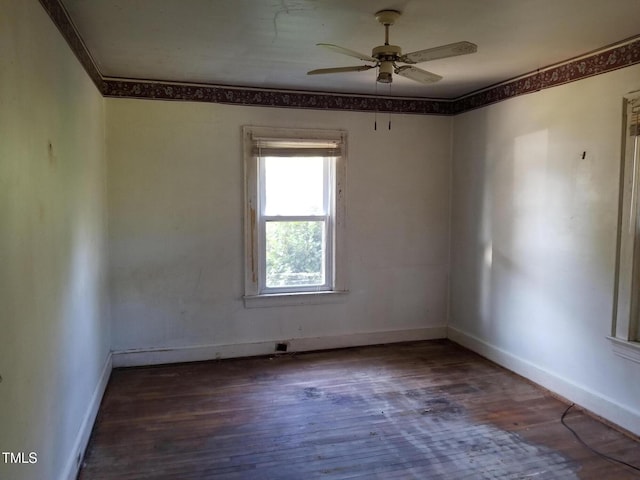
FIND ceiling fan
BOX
[307,10,477,85]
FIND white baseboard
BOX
[447,326,640,437]
[61,352,112,480]
[112,326,447,368]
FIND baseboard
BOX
[61,352,112,480]
[447,326,640,437]
[112,326,447,368]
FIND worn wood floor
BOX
[79,340,640,479]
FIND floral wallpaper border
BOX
[101,80,454,115]
[453,37,640,113]
[40,0,640,115]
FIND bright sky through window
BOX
[264,157,325,216]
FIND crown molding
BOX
[40,0,640,116]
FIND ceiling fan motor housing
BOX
[372,44,402,61]
[373,45,402,83]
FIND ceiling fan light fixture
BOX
[377,71,392,83]
[377,61,394,83]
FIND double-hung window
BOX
[243,126,347,306]
[611,92,640,362]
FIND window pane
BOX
[264,157,325,215]
[265,221,325,288]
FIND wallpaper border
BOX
[453,37,640,113]
[101,79,454,115]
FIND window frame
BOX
[610,92,640,362]
[258,155,333,294]
[243,126,348,307]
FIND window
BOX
[243,126,347,306]
[611,92,640,362]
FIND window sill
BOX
[243,290,348,309]
[607,336,640,364]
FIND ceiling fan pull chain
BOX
[374,78,378,130]
[388,84,392,130]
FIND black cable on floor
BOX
[561,403,640,474]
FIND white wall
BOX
[450,65,640,435]
[107,99,452,363]
[7,3,639,472]
[0,1,110,479]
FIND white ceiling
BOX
[61,0,640,99]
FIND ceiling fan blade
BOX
[394,66,442,84]
[307,65,375,75]
[317,43,377,63]
[400,41,477,64]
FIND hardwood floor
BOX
[79,340,640,479]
